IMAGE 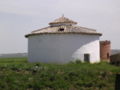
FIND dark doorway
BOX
[107,53,109,59]
[84,54,90,62]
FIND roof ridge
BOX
[32,26,50,33]
[49,16,77,25]
[74,26,96,31]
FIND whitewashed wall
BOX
[28,34,100,63]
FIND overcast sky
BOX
[0,0,120,54]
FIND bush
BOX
[0,58,119,89]
[75,59,82,64]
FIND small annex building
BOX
[25,16,102,63]
[110,53,120,65]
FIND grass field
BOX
[0,58,119,90]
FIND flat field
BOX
[0,58,119,90]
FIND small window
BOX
[58,28,64,31]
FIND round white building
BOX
[25,16,102,63]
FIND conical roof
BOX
[25,16,102,37]
[49,15,77,26]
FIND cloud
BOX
[0,0,120,53]
[0,0,119,16]
[0,0,60,16]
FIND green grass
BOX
[0,58,119,90]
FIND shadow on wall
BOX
[28,34,99,63]
[72,39,99,62]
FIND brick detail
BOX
[100,40,111,61]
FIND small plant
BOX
[0,57,119,89]
[75,59,82,64]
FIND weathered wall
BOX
[28,34,100,63]
[100,41,111,61]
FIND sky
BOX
[0,0,120,54]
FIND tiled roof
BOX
[49,15,77,25]
[25,16,102,37]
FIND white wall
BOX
[28,34,100,63]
